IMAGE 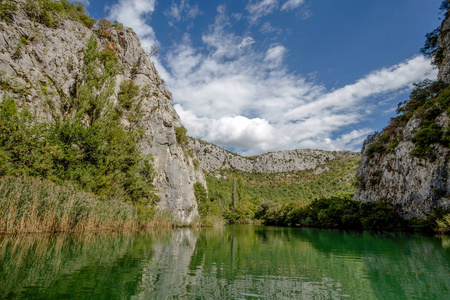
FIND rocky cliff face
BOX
[0,0,205,223]
[189,138,359,174]
[438,12,450,83]
[354,121,450,218]
[353,13,450,219]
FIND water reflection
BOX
[135,229,199,299]
[0,226,449,299]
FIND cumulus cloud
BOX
[167,26,436,154]
[107,2,437,155]
[281,0,304,11]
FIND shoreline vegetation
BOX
[1,0,450,236]
[0,176,183,235]
[1,174,449,235]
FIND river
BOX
[0,226,449,299]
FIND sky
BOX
[76,0,442,155]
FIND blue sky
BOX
[77,0,441,155]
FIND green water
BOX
[0,226,449,299]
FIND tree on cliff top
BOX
[421,0,450,65]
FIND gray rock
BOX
[189,138,359,174]
[354,117,450,219]
[438,12,450,83]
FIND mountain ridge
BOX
[189,137,359,174]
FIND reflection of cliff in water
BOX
[0,226,448,299]
[133,228,199,299]
[132,226,362,299]
[180,226,375,299]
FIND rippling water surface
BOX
[1,226,449,299]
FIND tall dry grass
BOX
[0,176,140,234]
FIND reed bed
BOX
[192,215,226,228]
[144,208,181,228]
[0,176,140,234]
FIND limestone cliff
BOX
[0,0,205,223]
[189,137,359,174]
[353,13,450,219]
[438,10,450,83]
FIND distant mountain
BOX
[189,137,359,174]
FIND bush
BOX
[0,0,17,23]
[437,213,450,234]
[118,80,140,111]
[366,79,450,160]
[175,126,188,146]
[366,140,386,158]
[0,35,158,217]
[23,0,95,28]
[252,195,439,233]
[96,19,113,39]
[411,122,446,158]
[194,182,208,217]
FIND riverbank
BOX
[0,176,181,235]
[2,175,449,235]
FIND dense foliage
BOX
[23,0,95,28]
[0,34,158,227]
[366,79,450,160]
[201,154,449,233]
[255,195,437,233]
[0,0,17,23]
[204,155,359,224]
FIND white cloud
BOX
[260,22,281,34]
[239,37,256,48]
[281,0,305,11]
[164,0,202,27]
[168,29,436,154]
[208,116,276,150]
[108,2,438,155]
[246,0,279,23]
[264,44,286,68]
[285,56,436,120]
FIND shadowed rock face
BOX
[189,137,359,174]
[353,13,450,219]
[438,13,450,83]
[0,0,205,224]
